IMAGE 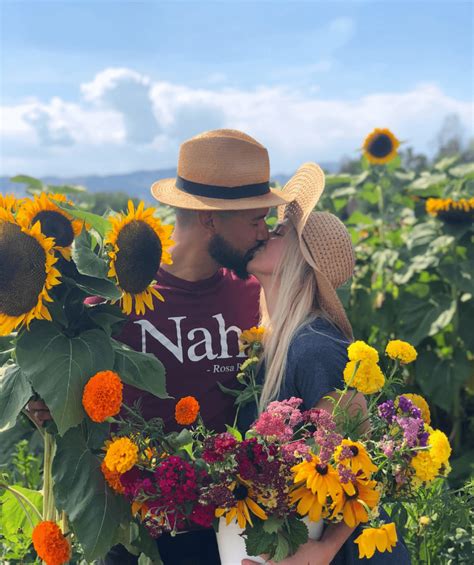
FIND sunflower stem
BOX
[42,431,56,522]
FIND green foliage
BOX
[389,479,474,564]
[0,365,33,432]
[53,425,131,561]
[244,515,308,562]
[16,322,115,436]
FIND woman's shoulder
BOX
[289,317,350,359]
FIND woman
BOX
[239,163,411,565]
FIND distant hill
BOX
[0,163,338,199]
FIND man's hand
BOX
[25,399,53,427]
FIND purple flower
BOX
[337,464,356,484]
[396,416,424,448]
[378,400,396,423]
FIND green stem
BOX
[43,431,56,521]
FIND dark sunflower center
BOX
[32,210,75,247]
[316,464,328,475]
[115,220,163,294]
[349,446,359,456]
[367,134,393,158]
[0,222,47,316]
[234,485,249,500]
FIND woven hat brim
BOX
[277,163,325,230]
[151,178,294,211]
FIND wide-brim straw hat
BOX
[151,129,324,211]
[278,166,355,340]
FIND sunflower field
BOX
[0,128,473,563]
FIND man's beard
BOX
[208,234,262,280]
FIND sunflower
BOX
[0,210,61,336]
[105,201,174,315]
[215,478,267,529]
[362,128,400,165]
[0,194,18,213]
[292,455,342,504]
[17,193,83,260]
[331,475,380,528]
[239,326,265,352]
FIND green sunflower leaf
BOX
[16,322,114,436]
[53,425,131,561]
[111,340,169,399]
[0,364,33,432]
[72,229,108,279]
[0,484,42,538]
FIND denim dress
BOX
[238,317,411,564]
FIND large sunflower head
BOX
[17,192,83,260]
[105,200,174,315]
[0,210,61,335]
[362,128,400,165]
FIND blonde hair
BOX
[259,225,325,409]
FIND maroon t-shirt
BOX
[117,268,260,432]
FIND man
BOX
[28,129,295,564]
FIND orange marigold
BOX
[82,370,123,422]
[101,459,125,494]
[175,396,200,425]
[32,521,70,565]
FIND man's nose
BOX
[257,221,270,242]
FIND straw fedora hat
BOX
[151,129,324,211]
[278,167,355,340]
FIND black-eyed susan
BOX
[334,440,378,477]
[331,475,380,528]
[354,523,398,559]
[215,478,267,529]
[17,193,83,260]
[0,209,61,336]
[292,454,342,504]
[363,128,400,165]
[105,201,173,315]
[290,484,328,522]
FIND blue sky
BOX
[1,0,472,177]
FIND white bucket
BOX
[216,516,323,565]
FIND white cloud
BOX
[0,67,472,177]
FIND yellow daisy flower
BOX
[215,479,267,529]
[0,210,61,336]
[292,455,342,504]
[354,523,398,559]
[105,200,174,315]
[362,128,400,165]
[17,192,83,260]
[331,476,380,528]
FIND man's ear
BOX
[198,211,217,233]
